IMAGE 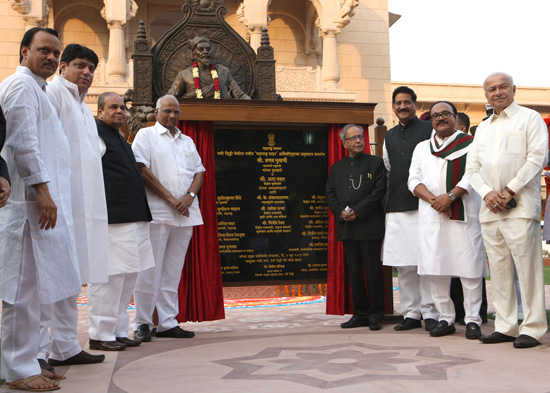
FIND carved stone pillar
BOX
[320,29,340,91]
[102,0,138,85]
[10,0,49,29]
[106,20,127,84]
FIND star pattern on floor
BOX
[214,342,483,389]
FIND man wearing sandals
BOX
[0,27,81,391]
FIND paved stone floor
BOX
[1,280,549,393]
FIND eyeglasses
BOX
[160,109,181,116]
[430,111,454,121]
[343,135,365,142]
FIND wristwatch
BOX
[188,191,196,198]
[447,192,456,202]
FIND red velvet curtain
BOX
[326,124,375,315]
[176,120,225,322]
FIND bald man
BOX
[131,95,205,341]
[465,72,548,348]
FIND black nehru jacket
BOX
[0,106,9,183]
[384,116,432,213]
[97,119,152,224]
[326,152,386,241]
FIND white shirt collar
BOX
[53,75,88,103]
[17,66,47,90]
[154,121,181,138]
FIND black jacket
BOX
[0,106,9,183]
[97,119,152,224]
[326,152,386,240]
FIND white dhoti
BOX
[87,222,154,341]
[383,211,438,320]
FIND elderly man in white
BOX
[39,43,109,371]
[132,94,205,341]
[465,72,548,349]
[0,27,81,391]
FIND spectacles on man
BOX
[430,111,454,121]
[160,109,181,116]
[344,135,365,142]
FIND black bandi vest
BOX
[97,120,152,224]
[384,116,432,213]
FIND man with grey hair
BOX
[168,36,250,100]
[466,72,548,348]
[326,124,386,330]
[131,95,205,341]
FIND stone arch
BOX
[54,4,108,59]
[268,12,308,66]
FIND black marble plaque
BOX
[215,128,328,283]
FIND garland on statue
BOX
[192,62,221,99]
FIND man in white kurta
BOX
[408,101,487,339]
[131,95,205,341]
[0,27,80,390]
[39,44,109,368]
[465,72,548,348]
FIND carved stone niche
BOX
[151,0,258,101]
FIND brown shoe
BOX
[89,339,127,351]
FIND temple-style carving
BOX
[255,28,277,100]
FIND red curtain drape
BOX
[176,120,225,322]
[326,124,379,315]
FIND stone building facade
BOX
[2,1,548,138]
[0,0,395,134]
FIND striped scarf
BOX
[430,131,473,221]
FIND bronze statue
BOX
[168,37,251,100]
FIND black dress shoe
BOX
[513,334,541,349]
[479,331,516,344]
[465,322,482,339]
[424,318,438,332]
[116,337,142,347]
[394,317,421,331]
[156,326,195,338]
[430,320,456,337]
[48,350,105,366]
[369,320,382,331]
[89,339,127,351]
[340,315,370,329]
[134,324,152,342]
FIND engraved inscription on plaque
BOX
[215,128,328,282]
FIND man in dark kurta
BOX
[326,124,386,330]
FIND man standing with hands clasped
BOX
[326,124,387,331]
[466,72,548,348]
[131,95,205,341]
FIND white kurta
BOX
[132,122,205,227]
[46,75,109,284]
[0,67,80,304]
[408,136,488,278]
